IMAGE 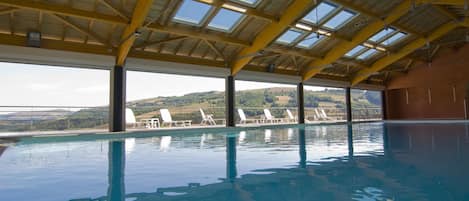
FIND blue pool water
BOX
[0,122,469,201]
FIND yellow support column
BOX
[116,0,154,66]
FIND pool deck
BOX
[0,119,384,139]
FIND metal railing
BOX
[0,105,108,132]
[0,105,382,132]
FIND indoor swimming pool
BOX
[0,122,468,201]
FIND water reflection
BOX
[1,123,469,201]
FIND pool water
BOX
[0,122,469,201]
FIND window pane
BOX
[380,32,407,46]
[357,49,378,60]
[322,10,356,30]
[276,29,303,44]
[369,28,396,42]
[173,0,212,25]
[297,33,324,48]
[208,8,244,32]
[345,45,366,57]
[302,2,337,24]
[231,0,260,6]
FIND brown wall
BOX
[385,44,469,120]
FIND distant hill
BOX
[0,88,380,132]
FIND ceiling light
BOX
[375,46,386,51]
[295,23,312,31]
[363,42,374,48]
[317,29,331,36]
[222,3,247,13]
[199,0,214,3]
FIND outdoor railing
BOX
[0,105,108,132]
[0,105,382,132]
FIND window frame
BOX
[172,0,215,27]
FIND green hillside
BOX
[0,88,380,132]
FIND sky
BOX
[0,62,325,107]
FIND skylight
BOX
[302,2,337,24]
[345,45,366,57]
[322,10,356,30]
[276,29,304,44]
[296,33,324,49]
[208,8,244,32]
[357,49,378,60]
[173,0,212,26]
[380,32,407,46]
[231,0,260,7]
[369,28,396,42]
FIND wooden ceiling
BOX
[0,0,467,87]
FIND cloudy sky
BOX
[0,62,325,107]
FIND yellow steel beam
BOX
[115,0,154,66]
[0,0,127,24]
[351,21,458,85]
[302,1,412,81]
[230,0,312,75]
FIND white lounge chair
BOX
[286,109,297,122]
[320,109,335,121]
[199,108,224,125]
[314,108,325,121]
[160,109,192,127]
[238,109,260,124]
[126,108,140,128]
[263,109,284,123]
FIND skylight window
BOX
[369,28,396,42]
[231,0,260,7]
[322,10,356,30]
[297,33,324,49]
[357,49,378,60]
[173,0,212,26]
[276,29,303,44]
[302,2,337,24]
[208,8,244,32]
[380,32,407,46]
[345,45,366,57]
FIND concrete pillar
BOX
[109,66,126,132]
[298,128,306,168]
[226,75,235,127]
[381,90,388,120]
[345,87,352,123]
[226,136,237,181]
[107,141,125,201]
[297,82,305,124]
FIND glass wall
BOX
[235,80,297,125]
[126,71,225,129]
[351,89,382,121]
[0,62,109,133]
[303,86,346,122]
